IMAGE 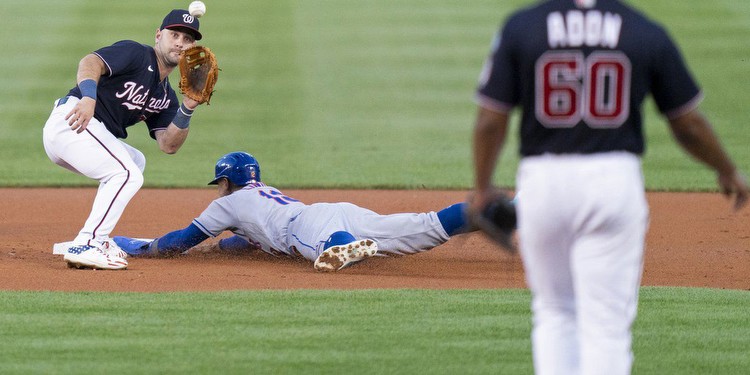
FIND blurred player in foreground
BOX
[114,151,475,271]
[469,0,749,374]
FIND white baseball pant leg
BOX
[43,97,145,245]
[342,203,450,255]
[517,152,648,375]
[288,203,450,261]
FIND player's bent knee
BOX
[128,169,144,188]
[107,167,144,189]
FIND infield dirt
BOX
[0,189,747,292]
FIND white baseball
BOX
[189,1,206,18]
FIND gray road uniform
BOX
[193,182,451,261]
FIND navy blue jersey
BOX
[67,40,178,139]
[477,0,702,156]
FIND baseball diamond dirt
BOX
[0,188,747,292]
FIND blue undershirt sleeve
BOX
[151,223,210,255]
[218,235,252,252]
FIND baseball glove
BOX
[466,192,518,254]
[178,45,219,105]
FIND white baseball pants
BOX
[516,152,648,375]
[287,202,450,261]
[42,96,145,246]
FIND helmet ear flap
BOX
[245,163,260,183]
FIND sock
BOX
[324,231,356,249]
[437,203,469,236]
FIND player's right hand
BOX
[65,97,96,133]
[467,186,504,215]
[718,170,749,212]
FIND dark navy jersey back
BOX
[477,0,702,156]
[67,40,179,139]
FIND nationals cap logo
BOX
[160,9,202,40]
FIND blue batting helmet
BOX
[208,152,261,186]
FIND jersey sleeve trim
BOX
[192,219,219,237]
[91,52,113,77]
[663,92,703,120]
[475,93,514,114]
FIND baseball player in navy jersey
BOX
[470,1,749,374]
[43,9,208,270]
[113,151,474,272]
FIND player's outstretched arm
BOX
[155,99,200,154]
[157,44,218,154]
[155,102,196,154]
[186,235,256,255]
[154,125,189,154]
[151,223,210,255]
[114,223,210,257]
[668,109,749,211]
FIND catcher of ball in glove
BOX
[466,192,518,254]
[178,45,219,105]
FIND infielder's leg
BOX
[43,97,144,246]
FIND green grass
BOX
[635,288,750,374]
[0,288,747,374]
[0,289,532,374]
[3,0,749,189]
